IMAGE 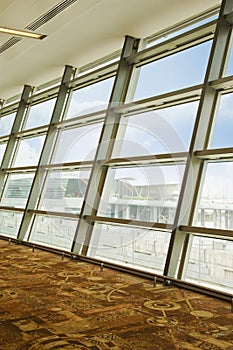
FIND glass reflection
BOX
[88,223,171,274]
[0,144,7,164]
[210,93,233,149]
[185,235,233,294]
[24,98,56,130]
[14,136,45,166]
[1,173,34,208]
[134,41,211,100]
[52,123,102,163]
[66,78,114,119]
[0,210,23,238]
[194,162,233,229]
[98,165,184,224]
[113,103,197,157]
[29,215,78,250]
[0,113,15,137]
[39,170,91,213]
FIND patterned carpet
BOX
[0,239,232,350]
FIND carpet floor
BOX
[0,239,232,349]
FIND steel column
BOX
[17,65,76,241]
[71,36,140,254]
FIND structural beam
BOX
[71,35,140,254]
[0,85,33,203]
[17,65,76,241]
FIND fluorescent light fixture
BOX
[0,26,46,40]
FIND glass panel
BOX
[88,223,171,274]
[66,78,114,119]
[29,215,78,251]
[0,210,23,238]
[225,42,233,76]
[98,165,185,224]
[185,236,233,294]
[39,169,91,213]
[0,143,7,164]
[194,162,233,229]
[24,98,56,130]
[134,41,211,100]
[52,123,102,163]
[13,135,45,166]
[210,93,233,148]
[0,113,15,136]
[1,173,34,208]
[113,103,197,157]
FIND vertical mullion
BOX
[72,35,140,254]
[17,65,76,241]
[0,85,33,194]
[0,85,33,170]
[164,0,233,278]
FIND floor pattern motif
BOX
[0,240,232,349]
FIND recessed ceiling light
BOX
[0,26,46,40]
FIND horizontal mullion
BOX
[41,161,93,170]
[2,162,93,172]
[195,147,233,160]
[13,125,49,138]
[99,152,188,167]
[54,110,106,129]
[0,135,9,143]
[1,102,20,117]
[27,85,60,105]
[180,225,233,239]
[113,84,202,116]
[28,209,80,219]
[210,75,233,91]
[127,20,216,66]
[2,166,37,173]
[68,61,117,89]
[0,206,25,212]
[84,214,173,231]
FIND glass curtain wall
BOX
[0,0,232,297]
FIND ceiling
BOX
[0,0,221,101]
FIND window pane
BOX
[0,210,23,238]
[24,98,56,130]
[225,43,233,76]
[52,123,102,163]
[0,113,15,136]
[1,173,34,208]
[98,165,184,224]
[39,170,91,213]
[29,215,78,251]
[210,93,233,148]
[185,236,233,294]
[113,103,197,157]
[134,41,211,100]
[194,162,233,229]
[13,136,45,166]
[66,78,114,119]
[88,223,171,274]
[0,144,7,164]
